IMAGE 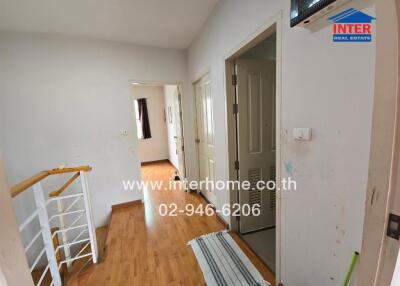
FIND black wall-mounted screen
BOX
[290,0,337,27]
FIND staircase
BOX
[63,226,108,285]
[10,166,100,286]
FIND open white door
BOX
[194,74,217,205]
[236,59,276,233]
[172,87,186,178]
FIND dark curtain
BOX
[137,98,152,139]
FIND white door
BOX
[194,74,217,205]
[173,87,186,178]
[236,59,276,233]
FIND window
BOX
[134,99,143,139]
[134,98,152,140]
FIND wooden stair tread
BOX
[31,268,52,286]
[65,226,109,285]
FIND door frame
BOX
[175,85,187,178]
[358,1,400,285]
[0,152,34,285]
[129,80,188,193]
[223,11,283,283]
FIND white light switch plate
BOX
[293,128,312,141]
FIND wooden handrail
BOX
[49,172,80,197]
[10,171,49,198]
[47,165,92,175]
[10,165,92,198]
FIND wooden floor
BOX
[78,161,275,285]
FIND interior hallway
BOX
[75,161,275,285]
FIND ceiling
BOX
[0,0,219,49]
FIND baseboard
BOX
[197,190,210,203]
[140,159,169,166]
[197,191,229,228]
[168,159,180,170]
[215,212,229,228]
[111,200,142,211]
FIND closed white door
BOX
[236,59,276,233]
[194,74,216,205]
[173,87,186,178]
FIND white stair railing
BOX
[11,166,97,286]
[80,171,98,264]
[33,181,63,286]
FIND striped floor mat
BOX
[188,231,270,286]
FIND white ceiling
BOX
[0,0,219,49]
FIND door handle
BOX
[195,139,200,144]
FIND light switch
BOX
[293,128,312,141]
[120,129,128,136]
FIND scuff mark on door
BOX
[284,160,294,177]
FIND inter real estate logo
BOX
[329,8,376,42]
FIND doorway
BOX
[225,15,281,280]
[237,33,277,272]
[131,82,187,180]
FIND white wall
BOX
[163,85,179,168]
[0,32,195,228]
[188,0,375,285]
[0,88,4,149]
[132,85,169,163]
[0,98,4,149]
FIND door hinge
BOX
[233,103,238,114]
[232,74,237,86]
[234,160,240,170]
[388,213,400,240]
[181,145,184,152]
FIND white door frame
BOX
[175,85,187,178]
[129,80,188,198]
[223,11,283,283]
[358,1,400,285]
